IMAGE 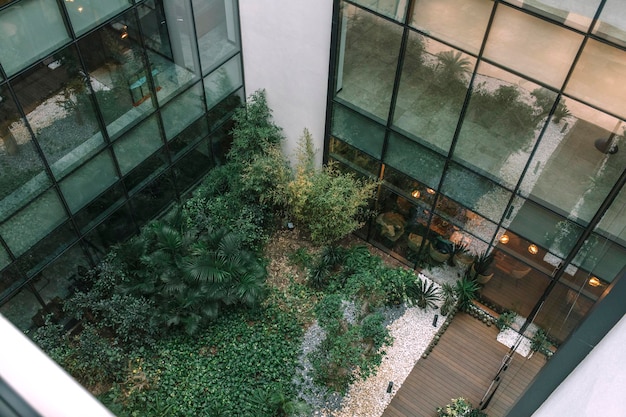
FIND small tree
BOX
[287,129,378,245]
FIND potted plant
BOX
[429,235,453,263]
[470,251,494,284]
[450,241,473,268]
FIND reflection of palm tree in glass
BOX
[434,50,472,84]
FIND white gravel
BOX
[304,274,446,417]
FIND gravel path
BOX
[300,274,445,417]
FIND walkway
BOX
[382,312,545,417]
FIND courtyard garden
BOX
[28,90,513,417]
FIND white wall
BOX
[532,314,626,417]
[0,314,115,417]
[239,0,333,167]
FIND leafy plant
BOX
[448,241,469,266]
[286,130,378,245]
[530,328,551,354]
[437,397,487,417]
[471,251,494,277]
[407,278,441,309]
[439,282,457,316]
[455,275,481,312]
[496,310,517,331]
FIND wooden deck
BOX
[382,312,546,417]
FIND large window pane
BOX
[141,0,202,105]
[504,0,601,32]
[393,35,474,153]
[331,104,386,158]
[329,137,381,177]
[411,0,493,55]
[78,11,155,138]
[204,55,242,110]
[384,133,445,189]
[572,233,626,283]
[173,143,213,193]
[59,151,119,213]
[13,45,105,180]
[162,82,205,140]
[566,39,626,120]
[113,115,163,175]
[456,63,555,188]
[74,183,126,233]
[441,163,511,222]
[519,100,625,224]
[597,183,626,242]
[335,4,402,121]
[0,0,70,76]
[130,170,176,226]
[169,116,209,159]
[65,0,131,36]
[592,0,626,47]
[83,203,135,260]
[349,0,408,22]
[192,0,240,74]
[0,86,50,222]
[483,5,583,89]
[0,190,67,257]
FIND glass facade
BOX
[0,0,243,330]
[328,1,626,413]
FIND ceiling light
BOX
[499,234,509,244]
[411,190,420,198]
[426,188,436,195]
[588,276,601,287]
[528,244,538,255]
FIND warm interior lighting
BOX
[528,244,539,255]
[77,6,83,12]
[121,25,128,39]
[588,276,601,287]
[499,234,510,244]
[411,189,420,198]
[426,188,436,194]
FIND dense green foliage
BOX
[101,306,304,417]
[437,397,487,417]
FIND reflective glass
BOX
[0,189,67,257]
[0,245,9,271]
[0,265,21,302]
[384,133,445,189]
[207,88,243,131]
[329,137,381,177]
[481,248,550,319]
[130,170,176,226]
[162,82,205,139]
[393,34,474,153]
[204,55,242,110]
[74,183,126,233]
[331,104,386,158]
[169,116,209,160]
[572,233,626,283]
[83,203,135,258]
[349,0,408,22]
[597,184,626,242]
[335,4,402,121]
[173,143,213,192]
[456,63,554,188]
[65,0,131,36]
[434,195,496,246]
[566,39,626,120]
[382,166,437,209]
[411,0,493,54]
[504,0,601,32]
[13,45,105,180]
[519,100,625,224]
[592,0,626,46]
[483,5,583,89]
[208,120,233,166]
[113,115,162,175]
[15,221,77,277]
[503,196,584,260]
[0,281,42,330]
[59,151,119,213]
[0,0,70,76]
[124,150,167,194]
[192,0,240,74]
[441,163,511,223]
[141,0,201,105]
[0,86,50,222]
[78,11,155,138]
